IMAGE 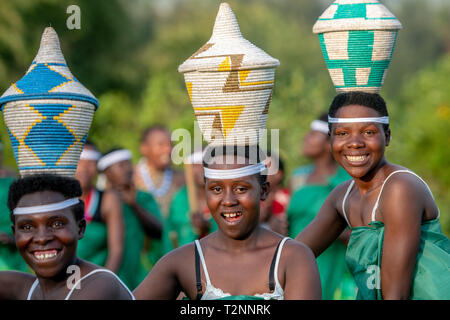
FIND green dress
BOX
[118,190,163,290]
[0,177,29,272]
[77,190,108,266]
[77,221,108,266]
[162,186,218,254]
[343,171,450,300]
[288,165,357,300]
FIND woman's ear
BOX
[77,219,86,240]
[260,181,270,201]
[385,128,391,147]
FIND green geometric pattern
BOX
[319,30,398,89]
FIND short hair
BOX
[7,174,84,223]
[84,140,97,150]
[328,92,389,132]
[140,125,170,143]
[202,145,267,185]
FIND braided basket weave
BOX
[0,27,98,177]
[179,2,279,146]
[313,0,402,93]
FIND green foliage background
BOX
[0,0,448,234]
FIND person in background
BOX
[259,152,289,236]
[98,148,163,290]
[0,142,28,272]
[75,142,124,272]
[287,113,357,300]
[134,125,185,219]
[162,150,218,254]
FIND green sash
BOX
[118,190,163,290]
[346,219,450,300]
[162,186,218,254]
[0,177,29,272]
[77,220,108,266]
[288,166,356,300]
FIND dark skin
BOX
[296,105,439,300]
[104,159,162,239]
[0,190,132,300]
[134,156,321,300]
[76,152,124,272]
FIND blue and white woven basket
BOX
[313,0,402,93]
[0,27,99,177]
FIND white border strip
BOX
[328,116,389,124]
[310,120,329,134]
[80,149,101,161]
[204,162,266,179]
[97,150,132,171]
[13,198,79,215]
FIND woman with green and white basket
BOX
[296,0,450,300]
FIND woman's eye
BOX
[335,131,348,136]
[51,221,64,228]
[235,187,247,193]
[20,224,33,231]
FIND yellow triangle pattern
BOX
[194,105,245,138]
[217,56,231,71]
[186,82,193,102]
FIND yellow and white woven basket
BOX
[179,2,279,146]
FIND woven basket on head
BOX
[178,2,279,146]
[313,0,402,93]
[0,27,98,178]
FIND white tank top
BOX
[341,170,439,228]
[27,269,135,300]
[195,237,289,300]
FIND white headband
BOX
[328,116,389,124]
[13,198,79,215]
[80,149,101,161]
[310,120,329,134]
[204,162,266,180]
[97,149,132,171]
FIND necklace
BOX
[138,159,173,198]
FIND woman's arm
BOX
[101,190,125,273]
[283,241,321,299]
[133,246,186,300]
[378,175,426,300]
[0,271,35,300]
[295,183,349,257]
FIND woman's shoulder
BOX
[380,166,433,200]
[70,266,134,300]
[0,270,36,299]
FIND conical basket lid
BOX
[178,2,279,73]
[0,27,99,109]
[313,0,402,34]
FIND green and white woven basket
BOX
[313,0,402,93]
[0,27,98,177]
[179,2,279,146]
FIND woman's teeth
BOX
[222,212,243,222]
[346,155,367,162]
[33,250,58,261]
